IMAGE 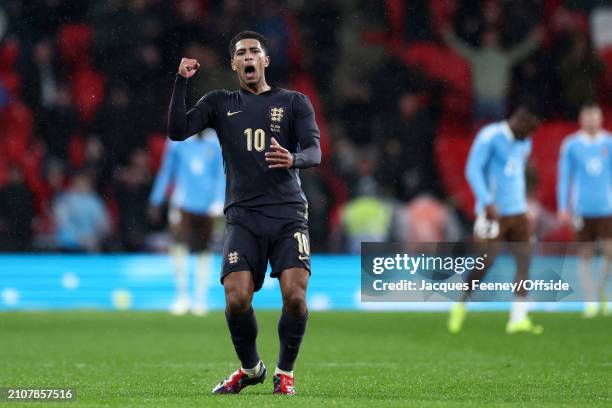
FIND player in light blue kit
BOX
[557,103,612,317]
[149,128,225,315]
[449,104,542,334]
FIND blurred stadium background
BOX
[1,2,611,407]
[0,0,611,312]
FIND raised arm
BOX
[443,29,476,60]
[168,58,215,141]
[508,29,541,63]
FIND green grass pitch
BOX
[1,311,610,407]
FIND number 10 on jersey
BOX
[244,128,266,152]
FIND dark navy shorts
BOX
[221,206,311,291]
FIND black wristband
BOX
[290,153,298,169]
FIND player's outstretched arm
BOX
[442,27,476,60]
[168,58,206,141]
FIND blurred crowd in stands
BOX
[0,0,611,252]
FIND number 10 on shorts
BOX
[294,232,310,258]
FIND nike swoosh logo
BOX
[227,110,242,116]
[299,255,310,261]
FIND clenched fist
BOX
[178,58,201,79]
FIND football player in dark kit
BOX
[168,31,321,395]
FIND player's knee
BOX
[282,291,307,316]
[226,296,251,315]
[225,287,252,314]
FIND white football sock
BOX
[510,296,529,324]
[194,252,211,306]
[599,256,610,298]
[274,367,293,378]
[241,360,263,378]
[578,256,596,303]
[170,244,189,299]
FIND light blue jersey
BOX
[557,131,612,217]
[149,129,225,215]
[465,121,532,216]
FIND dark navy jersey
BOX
[168,75,321,219]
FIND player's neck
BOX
[583,128,600,138]
[240,79,271,95]
[507,123,521,139]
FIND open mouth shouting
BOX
[244,65,256,81]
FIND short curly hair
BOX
[228,31,268,58]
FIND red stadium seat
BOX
[384,0,406,40]
[147,133,167,173]
[434,127,474,218]
[0,101,33,149]
[428,0,457,35]
[401,42,471,93]
[0,71,21,97]
[71,69,105,123]
[0,152,7,186]
[6,135,28,161]
[601,46,612,70]
[57,23,94,70]
[599,46,612,103]
[602,105,612,129]
[0,39,20,71]
[399,42,472,118]
[285,13,305,68]
[18,142,47,213]
[68,134,86,169]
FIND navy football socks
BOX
[277,309,308,372]
[225,307,260,370]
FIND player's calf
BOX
[273,267,309,394]
[277,308,308,370]
[222,272,261,380]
